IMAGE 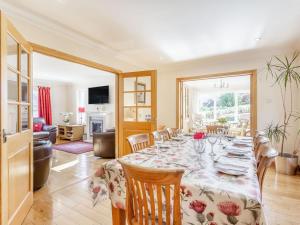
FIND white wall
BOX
[67,77,116,128]
[34,77,116,128]
[33,79,72,125]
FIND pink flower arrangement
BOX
[217,201,241,216]
[189,200,207,213]
[193,132,205,140]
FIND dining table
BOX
[90,135,266,225]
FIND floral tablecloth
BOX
[90,138,266,225]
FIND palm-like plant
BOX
[266,52,300,155]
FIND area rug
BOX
[53,141,93,154]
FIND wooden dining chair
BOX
[160,129,171,141]
[206,125,222,134]
[255,142,270,166]
[167,128,178,138]
[127,133,150,153]
[257,147,278,195]
[152,130,161,141]
[254,136,270,158]
[253,130,266,143]
[118,160,185,225]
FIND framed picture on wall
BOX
[136,82,146,104]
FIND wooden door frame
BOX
[176,70,257,136]
[30,43,122,157]
[118,70,157,157]
[1,12,34,225]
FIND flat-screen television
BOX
[88,85,109,104]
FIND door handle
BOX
[2,129,8,143]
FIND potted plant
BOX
[265,52,300,175]
[217,117,228,125]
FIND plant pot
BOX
[275,153,298,175]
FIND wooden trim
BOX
[115,74,119,158]
[29,42,122,74]
[176,70,257,135]
[29,42,121,159]
[177,69,256,82]
[250,70,257,136]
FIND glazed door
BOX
[0,12,33,225]
[118,70,157,156]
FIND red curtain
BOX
[38,86,52,125]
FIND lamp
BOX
[78,107,85,124]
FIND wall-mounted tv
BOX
[88,85,109,104]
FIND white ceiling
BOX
[33,53,115,84]
[184,75,250,92]
[3,0,300,67]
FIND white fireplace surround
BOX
[87,111,113,137]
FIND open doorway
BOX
[32,52,117,191]
[177,70,257,136]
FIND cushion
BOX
[33,122,43,132]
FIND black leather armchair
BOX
[33,140,52,190]
[93,129,115,158]
[33,117,57,144]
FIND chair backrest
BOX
[119,160,184,225]
[254,136,269,157]
[166,128,178,138]
[152,130,161,141]
[255,142,270,165]
[160,129,171,141]
[206,125,223,134]
[127,133,150,153]
[157,124,166,131]
[33,117,46,126]
[253,130,266,143]
[152,130,170,141]
[257,147,278,195]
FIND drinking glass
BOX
[154,135,164,154]
[217,127,225,145]
[193,139,206,168]
[207,134,218,156]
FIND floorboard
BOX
[23,141,300,225]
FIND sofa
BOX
[33,140,53,190]
[93,129,115,158]
[33,117,57,144]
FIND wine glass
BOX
[193,139,206,168]
[207,134,218,156]
[154,134,164,154]
[217,127,225,145]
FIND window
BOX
[198,91,250,123]
[32,87,38,118]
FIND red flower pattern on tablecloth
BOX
[90,137,265,225]
[180,185,192,197]
[217,201,241,216]
[94,167,105,178]
[209,222,218,225]
[109,182,114,193]
[92,186,101,193]
[189,200,207,213]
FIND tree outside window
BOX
[198,91,250,123]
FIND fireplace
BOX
[89,116,104,136]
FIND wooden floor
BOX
[23,143,300,225]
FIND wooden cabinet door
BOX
[0,11,33,225]
[118,70,157,157]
